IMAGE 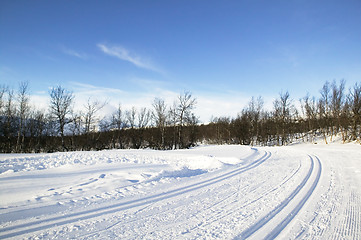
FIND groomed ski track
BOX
[0,144,360,239]
[0,151,270,239]
[236,155,322,240]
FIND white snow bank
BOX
[0,145,253,209]
[154,167,208,180]
[0,145,252,175]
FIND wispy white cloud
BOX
[62,47,88,60]
[69,81,124,96]
[68,82,125,117]
[97,43,163,73]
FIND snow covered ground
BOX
[0,143,360,239]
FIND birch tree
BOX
[16,81,30,152]
[152,97,167,149]
[176,91,196,148]
[49,86,74,150]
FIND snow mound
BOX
[154,167,208,180]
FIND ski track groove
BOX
[196,160,302,232]
[93,153,301,239]
[264,156,322,240]
[77,152,272,239]
[0,151,271,239]
[234,155,322,240]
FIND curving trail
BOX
[237,155,322,240]
[0,151,270,239]
[0,144,360,239]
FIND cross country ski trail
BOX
[0,144,360,239]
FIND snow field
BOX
[0,144,360,239]
[0,146,247,209]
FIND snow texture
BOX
[0,144,360,239]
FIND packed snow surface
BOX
[0,144,360,239]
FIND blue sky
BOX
[1,0,361,122]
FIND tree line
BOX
[0,80,360,153]
[202,80,360,146]
[0,84,198,152]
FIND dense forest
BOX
[0,80,360,153]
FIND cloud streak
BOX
[97,43,162,73]
[62,47,88,60]
[69,81,124,96]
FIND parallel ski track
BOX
[0,151,271,239]
[151,159,304,239]
[197,160,303,230]
[90,152,299,238]
[235,155,322,240]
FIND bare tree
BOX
[1,87,17,152]
[126,107,137,129]
[27,109,46,152]
[273,91,295,145]
[0,85,8,141]
[168,101,179,149]
[0,85,7,114]
[70,111,83,136]
[245,96,264,145]
[124,107,150,148]
[112,103,124,131]
[349,82,361,142]
[330,80,346,139]
[300,93,318,142]
[136,107,150,148]
[152,98,168,149]
[110,103,125,148]
[187,112,199,147]
[318,81,331,143]
[16,81,30,152]
[83,98,107,134]
[233,110,252,145]
[176,91,197,148]
[125,107,137,148]
[138,107,150,129]
[49,86,74,150]
[4,89,16,135]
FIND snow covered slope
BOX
[0,144,360,239]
